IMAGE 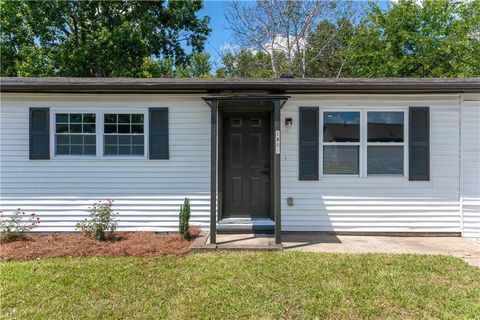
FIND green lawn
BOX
[1,252,479,319]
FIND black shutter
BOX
[29,108,50,160]
[149,108,169,159]
[299,107,319,180]
[409,107,430,181]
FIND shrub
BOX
[0,209,40,242]
[76,200,118,241]
[179,197,191,239]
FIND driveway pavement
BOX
[213,233,480,267]
[283,234,480,267]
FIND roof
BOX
[1,77,479,94]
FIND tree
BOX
[177,52,213,78]
[0,0,211,77]
[217,50,279,78]
[305,19,356,77]
[348,0,480,77]
[224,0,360,78]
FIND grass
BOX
[1,252,479,319]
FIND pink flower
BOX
[31,213,36,217]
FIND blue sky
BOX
[199,1,235,68]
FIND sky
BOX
[198,1,235,69]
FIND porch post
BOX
[274,100,282,244]
[210,100,218,244]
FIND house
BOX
[1,77,479,244]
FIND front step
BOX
[217,218,275,233]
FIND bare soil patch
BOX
[0,228,200,261]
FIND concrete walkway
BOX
[212,233,480,267]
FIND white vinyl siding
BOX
[0,93,210,231]
[461,96,480,237]
[1,92,477,236]
[281,94,462,233]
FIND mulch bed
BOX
[0,228,201,261]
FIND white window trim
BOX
[51,111,97,158]
[100,111,148,159]
[320,109,362,177]
[319,107,408,179]
[364,109,408,178]
[50,108,149,160]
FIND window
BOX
[323,111,360,174]
[104,114,145,156]
[55,113,96,155]
[367,112,405,175]
[320,110,406,177]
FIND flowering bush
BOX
[76,200,118,241]
[0,209,40,242]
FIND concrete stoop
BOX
[190,233,282,252]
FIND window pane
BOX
[323,112,360,142]
[84,145,96,155]
[118,124,130,134]
[56,114,68,123]
[104,114,116,123]
[323,146,359,174]
[56,134,96,156]
[131,125,143,134]
[132,135,144,144]
[119,135,131,145]
[83,114,95,123]
[70,145,83,155]
[56,124,68,133]
[105,125,117,134]
[56,145,69,155]
[83,124,95,133]
[368,112,404,142]
[132,146,144,155]
[70,135,83,144]
[368,146,404,175]
[56,135,69,144]
[70,114,82,123]
[119,146,131,155]
[132,114,143,123]
[104,145,117,155]
[104,135,117,145]
[118,114,130,123]
[103,114,144,157]
[70,124,82,133]
[84,135,96,144]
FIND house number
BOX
[275,130,280,154]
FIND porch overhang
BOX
[206,95,288,245]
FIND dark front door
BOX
[223,112,271,218]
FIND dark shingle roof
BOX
[1,77,479,93]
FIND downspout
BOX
[459,94,464,236]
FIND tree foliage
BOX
[348,0,480,77]
[1,0,211,77]
[305,19,356,77]
[222,0,479,78]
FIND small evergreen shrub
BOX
[0,209,40,242]
[179,197,191,239]
[76,200,118,241]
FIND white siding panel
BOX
[0,94,211,232]
[281,94,462,233]
[461,99,480,237]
